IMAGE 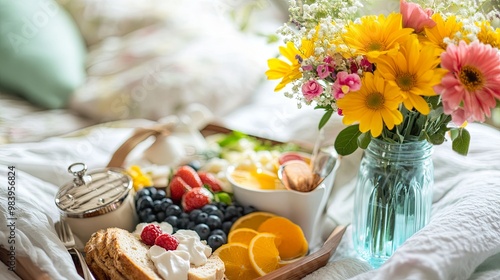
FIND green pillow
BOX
[0,0,86,109]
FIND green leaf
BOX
[217,131,247,147]
[428,124,448,145]
[452,128,470,156]
[214,192,232,205]
[449,128,459,141]
[334,125,362,156]
[318,110,333,130]
[357,132,371,149]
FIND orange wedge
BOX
[213,243,260,280]
[230,211,277,232]
[257,216,309,260]
[248,233,281,276]
[227,228,259,246]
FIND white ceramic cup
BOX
[226,155,340,249]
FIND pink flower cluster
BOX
[300,56,369,103]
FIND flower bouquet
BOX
[265,0,500,266]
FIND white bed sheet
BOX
[1,85,500,279]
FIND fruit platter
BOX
[75,124,342,280]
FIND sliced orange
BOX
[277,255,305,268]
[213,243,260,280]
[248,233,281,276]
[227,228,259,246]
[257,216,309,260]
[230,211,277,232]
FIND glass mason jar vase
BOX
[352,138,434,268]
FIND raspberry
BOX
[198,172,223,192]
[169,176,192,202]
[155,233,179,251]
[181,187,213,212]
[175,166,203,188]
[140,224,163,246]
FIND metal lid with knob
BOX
[55,162,133,218]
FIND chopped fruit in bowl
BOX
[229,164,284,191]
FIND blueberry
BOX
[144,214,156,223]
[215,201,228,210]
[165,204,182,217]
[187,221,196,230]
[180,212,190,220]
[135,188,151,199]
[243,205,257,215]
[177,217,190,229]
[235,206,244,217]
[207,235,225,251]
[224,205,237,221]
[201,204,218,214]
[210,209,224,221]
[187,160,202,171]
[136,196,154,211]
[189,209,202,221]
[156,212,166,222]
[195,212,209,224]
[165,215,178,227]
[145,186,157,196]
[221,221,233,235]
[152,189,167,201]
[193,224,211,240]
[153,200,163,213]
[138,208,153,222]
[160,199,172,211]
[210,229,227,242]
[206,215,222,230]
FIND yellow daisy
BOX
[476,21,500,49]
[337,72,403,137]
[342,13,414,61]
[265,39,314,91]
[424,14,466,53]
[375,35,447,114]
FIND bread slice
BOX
[102,229,131,280]
[85,227,225,280]
[189,255,225,280]
[107,228,163,280]
[85,229,128,280]
[85,230,109,280]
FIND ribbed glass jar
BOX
[352,138,434,268]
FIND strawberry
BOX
[198,171,223,192]
[175,166,203,188]
[181,187,213,212]
[169,176,192,202]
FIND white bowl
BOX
[226,155,340,248]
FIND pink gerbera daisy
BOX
[434,41,500,125]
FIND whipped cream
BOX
[136,223,213,280]
[148,245,191,280]
[174,230,212,267]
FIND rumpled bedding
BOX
[1,0,499,279]
[1,111,499,279]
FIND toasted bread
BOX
[107,228,162,280]
[85,227,225,280]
